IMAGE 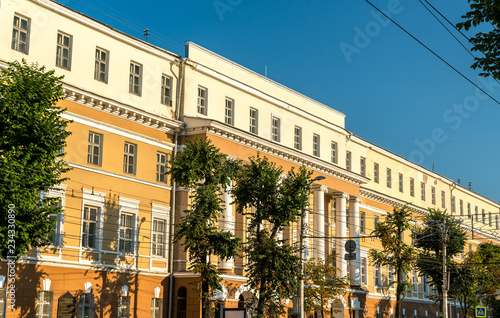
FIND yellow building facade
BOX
[0,0,499,317]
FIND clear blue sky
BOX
[62,0,500,202]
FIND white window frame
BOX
[129,61,142,96]
[78,293,94,318]
[460,199,463,216]
[123,142,137,175]
[117,197,140,260]
[56,31,72,70]
[151,298,163,318]
[361,257,368,285]
[294,126,302,150]
[82,205,99,249]
[360,211,366,234]
[399,173,403,193]
[360,157,366,177]
[94,47,109,83]
[12,14,30,54]
[271,115,281,143]
[197,86,208,115]
[118,296,131,318]
[410,178,415,197]
[441,191,446,209]
[36,290,54,318]
[452,196,456,213]
[386,168,392,188]
[156,151,169,183]
[331,141,338,164]
[467,203,471,219]
[225,98,234,126]
[161,74,172,106]
[346,151,351,171]
[119,213,135,254]
[374,163,379,183]
[87,131,103,166]
[374,265,382,288]
[43,185,67,249]
[151,203,170,266]
[313,134,320,157]
[249,107,258,134]
[431,187,436,204]
[80,189,106,264]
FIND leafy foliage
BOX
[457,1,500,79]
[303,255,349,318]
[169,137,241,316]
[369,205,418,318]
[472,242,500,317]
[449,255,481,318]
[232,155,313,317]
[413,209,467,309]
[0,59,71,257]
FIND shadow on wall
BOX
[16,263,48,318]
[374,296,392,318]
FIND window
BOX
[294,126,302,150]
[87,132,103,166]
[36,291,54,318]
[151,298,163,318]
[431,187,436,205]
[94,47,109,83]
[197,86,207,115]
[161,74,172,106]
[410,178,415,197]
[56,32,72,70]
[467,203,471,219]
[224,98,234,125]
[117,296,130,318]
[271,116,280,142]
[423,275,429,293]
[360,212,366,234]
[129,61,142,95]
[12,14,30,54]
[119,213,134,253]
[475,206,479,222]
[489,212,492,227]
[374,216,379,230]
[156,152,168,183]
[386,168,391,188]
[152,219,166,257]
[388,267,395,287]
[82,206,98,248]
[374,163,379,183]
[313,134,320,156]
[460,200,463,216]
[331,141,338,164]
[496,215,499,230]
[399,173,403,193]
[482,209,486,224]
[123,142,137,175]
[78,293,94,318]
[360,157,366,177]
[421,182,426,201]
[249,108,258,134]
[346,151,351,171]
[374,265,382,287]
[441,191,446,209]
[361,257,367,285]
[452,196,456,213]
[469,244,472,252]
[49,201,62,246]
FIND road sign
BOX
[475,306,486,318]
[344,253,356,260]
[345,240,356,253]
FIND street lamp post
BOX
[299,175,325,318]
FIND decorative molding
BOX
[119,196,140,210]
[61,84,182,134]
[333,192,350,200]
[183,117,369,187]
[312,184,329,193]
[350,197,363,204]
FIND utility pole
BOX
[442,218,448,318]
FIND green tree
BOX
[370,205,418,318]
[473,242,500,317]
[0,60,71,258]
[457,1,500,79]
[412,209,467,313]
[303,255,349,318]
[169,138,241,317]
[449,255,481,318]
[231,155,313,317]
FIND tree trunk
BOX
[202,279,209,318]
[395,266,402,318]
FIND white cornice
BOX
[360,187,500,243]
[183,116,369,187]
[31,0,180,62]
[62,84,182,133]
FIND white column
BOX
[219,180,234,271]
[335,193,349,278]
[349,197,362,286]
[313,185,328,261]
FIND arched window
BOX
[238,294,245,308]
[176,287,187,318]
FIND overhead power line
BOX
[364,0,500,106]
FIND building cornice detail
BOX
[183,117,369,187]
[62,84,182,133]
[359,188,500,243]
